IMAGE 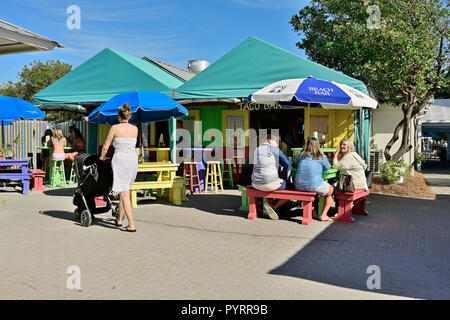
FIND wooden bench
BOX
[244,188,316,225]
[334,189,370,223]
[130,176,187,208]
[0,159,32,195]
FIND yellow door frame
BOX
[222,110,250,146]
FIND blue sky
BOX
[0,0,310,83]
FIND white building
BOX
[369,103,416,173]
[417,98,450,160]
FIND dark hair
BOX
[72,128,84,141]
[44,129,53,136]
[118,103,132,120]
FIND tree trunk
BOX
[384,118,406,161]
[384,94,433,162]
[391,108,413,162]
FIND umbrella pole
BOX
[1,120,4,158]
[138,110,144,162]
[307,103,310,142]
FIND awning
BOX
[0,19,63,55]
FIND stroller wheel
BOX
[74,208,81,220]
[80,210,92,227]
[112,206,120,218]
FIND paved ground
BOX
[422,160,450,195]
[0,180,449,300]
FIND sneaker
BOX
[263,202,279,220]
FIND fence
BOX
[0,120,91,165]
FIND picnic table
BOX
[0,158,32,194]
[144,147,170,162]
[130,161,187,208]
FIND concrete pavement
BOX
[0,184,449,300]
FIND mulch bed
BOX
[371,171,436,200]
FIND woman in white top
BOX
[100,104,139,232]
[333,139,368,190]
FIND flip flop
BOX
[263,202,279,220]
[320,217,334,222]
[120,226,137,232]
[114,218,122,227]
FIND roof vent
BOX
[187,60,211,74]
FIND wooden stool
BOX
[29,169,46,191]
[49,159,66,188]
[221,159,234,188]
[183,162,202,194]
[68,162,77,184]
[205,161,223,193]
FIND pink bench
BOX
[244,188,316,225]
[334,189,370,223]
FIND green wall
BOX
[188,105,228,147]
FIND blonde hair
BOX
[118,103,132,121]
[340,139,355,152]
[301,137,322,160]
[53,129,65,141]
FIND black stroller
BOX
[72,153,119,227]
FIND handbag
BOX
[336,174,355,193]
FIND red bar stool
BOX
[183,161,202,194]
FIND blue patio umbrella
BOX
[249,77,378,110]
[0,95,46,150]
[88,91,188,157]
[88,91,188,125]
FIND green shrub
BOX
[414,152,427,165]
[380,160,410,184]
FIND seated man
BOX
[251,132,292,220]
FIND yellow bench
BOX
[130,176,188,208]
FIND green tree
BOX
[0,60,82,122]
[290,0,449,161]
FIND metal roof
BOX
[420,99,450,124]
[0,19,63,55]
[143,57,195,81]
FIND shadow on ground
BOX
[43,187,76,197]
[39,210,118,230]
[179,191,306,223]
[269,193,450,299]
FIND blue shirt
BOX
[295,154,330,191]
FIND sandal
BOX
[320,217,334,222]
[262,202,279,220]
[120,226,137,232]
[114,218,122,227]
